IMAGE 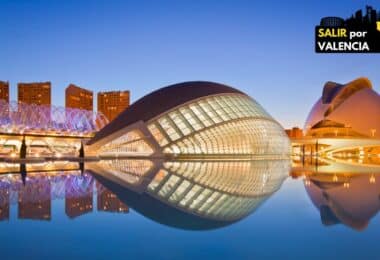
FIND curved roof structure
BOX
[0,100,108,136]
[88,81,244,145]
[87,81,290,158]
[304,77,380,138]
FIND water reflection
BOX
[0,167,129,221]
[0,159,290,230]
[292,159,380,231]
[87,159,290,230]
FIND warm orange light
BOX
[370,175,376,184]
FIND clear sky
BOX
[0,0,379,128]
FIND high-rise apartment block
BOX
[0,81,9,102]
[97,91,130,121]
[18,82,51,105]
[65,84,93,111]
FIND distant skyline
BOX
[0,0,379,128]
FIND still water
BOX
[0,159,379,259]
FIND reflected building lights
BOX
[87,158,290,229]
[300,169,380,231]
[0,166,130,221]
[97,185,129,214]
[291,77,380,166]
[18,176,51,221]
[65,174,94,218]
[0,186,9,221]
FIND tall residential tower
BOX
[0,81,9,102]
[65,84,93,111]
[18,82,51,105]
[97,90,130,121]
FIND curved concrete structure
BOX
[86,81,290,159]
[305,77,380,138]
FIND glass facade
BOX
[88,90,290,159]
[97,130,154,156]
[147,94,290,157]
[0,135,83,158]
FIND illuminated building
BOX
[1,82,106,159]
[292,77,380,159]
[87,81,290,159]
[305,77,380,138]
[0,100,108,158]
[97,188,129,213]
[0,101,107,136]
[65,84,93,111]
[0,81,9,102]
[97,90,130,122]
[89,159,290,229]
[285,127,303,139]
[18,82,51,105]
[18,176,51,220]
[65,174,94,218]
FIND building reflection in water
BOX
[0,163,129,221]
[87,159,290,230]
[292,157,380,231]
[65,173,94,219]
[18,175,51,221]
[97,186,129,213]
[0,159,289,229]
[0,184,9,221]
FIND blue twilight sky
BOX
[0,0,379,128]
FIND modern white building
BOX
[305,77,380,138]
[292,77,380,165]
[86,81,291,159]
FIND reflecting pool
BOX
[0,159,380,259]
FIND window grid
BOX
[146,94,289,157]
